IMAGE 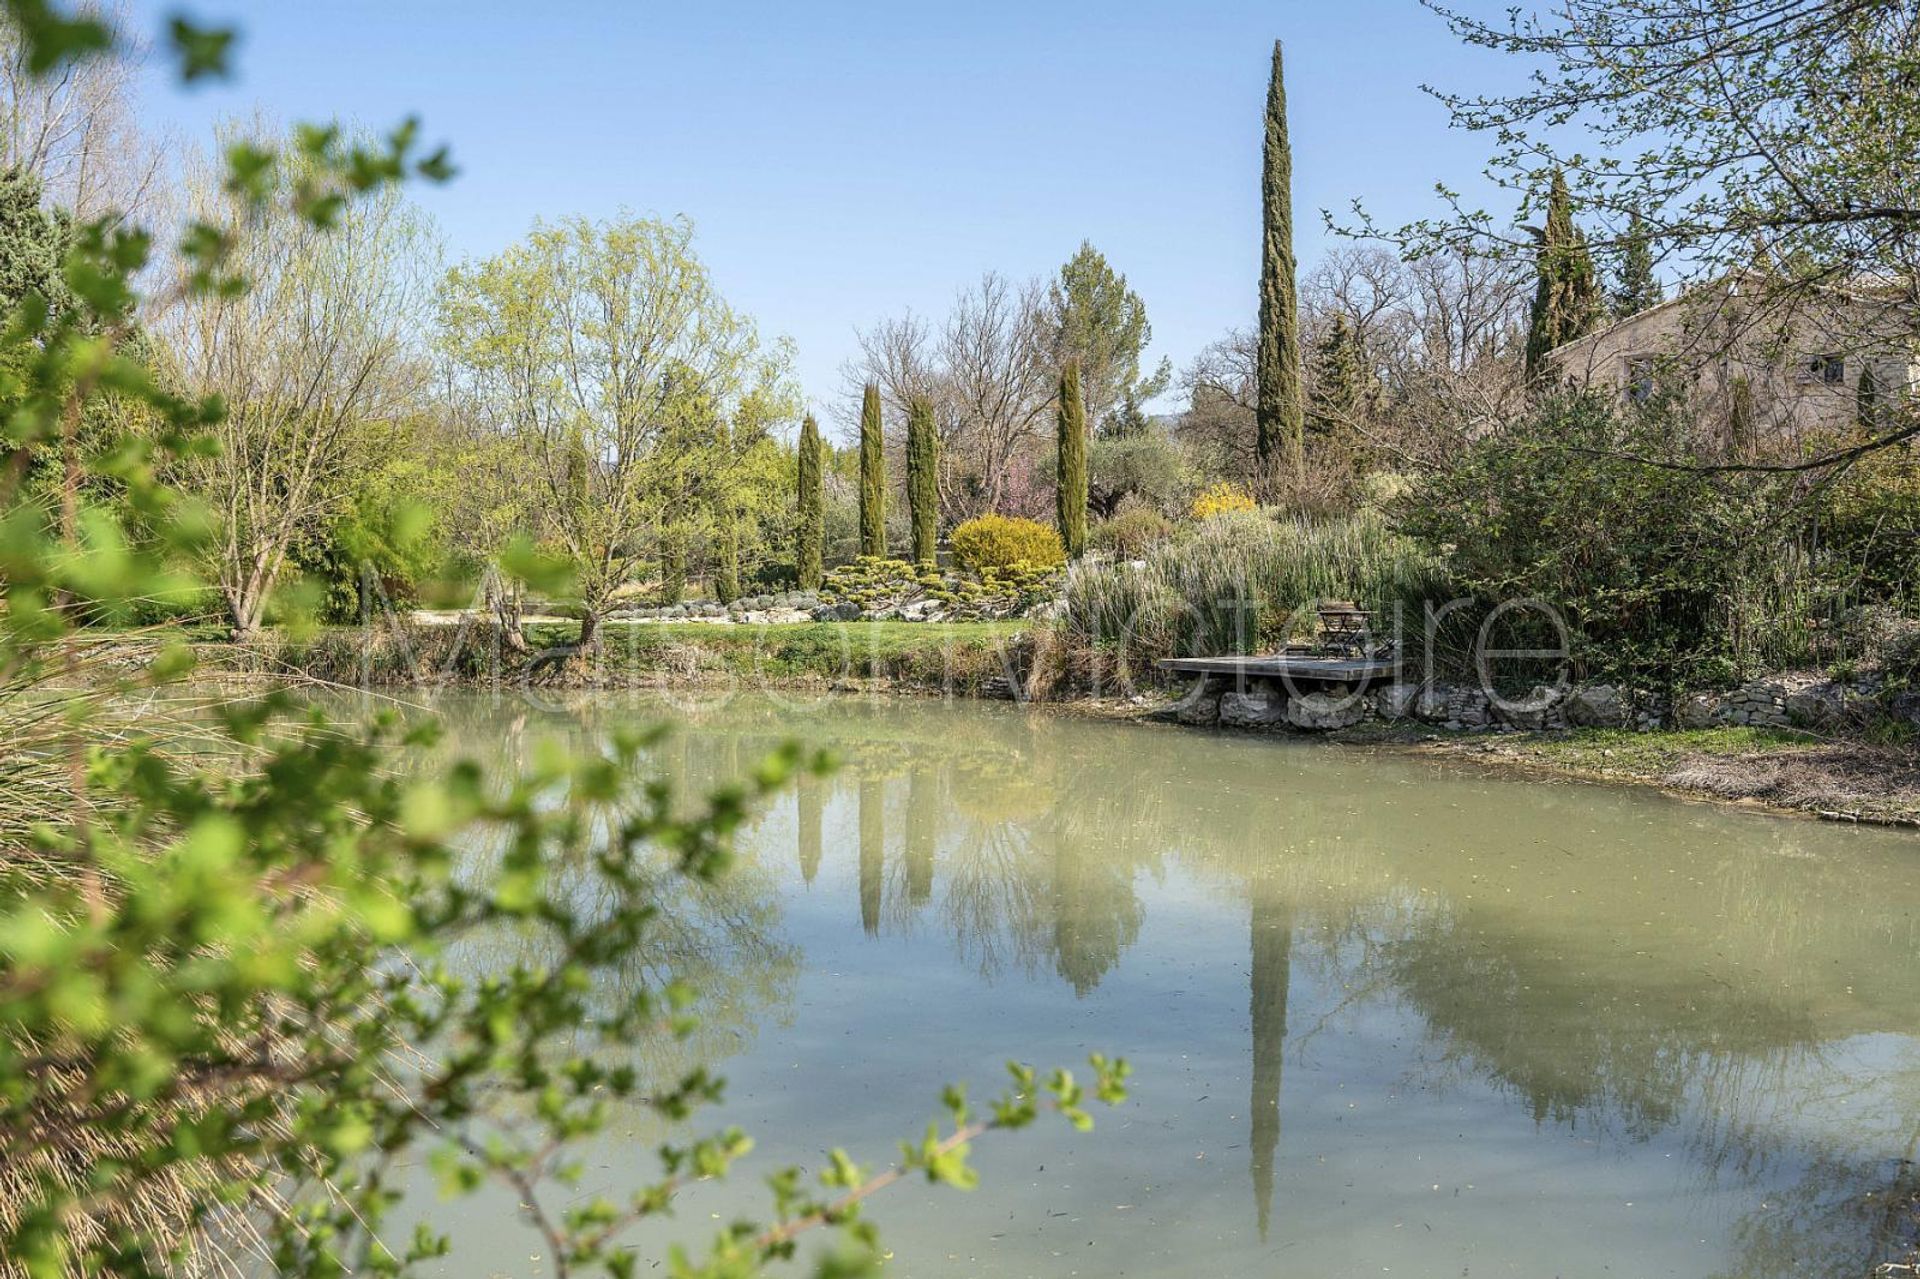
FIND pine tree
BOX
[796,413,824,590]
[1307,313,1364,437]
[1256,39,1305,485]
[1056,359,1088,558]
[905,395,939,565]
[858,382,886,557]
[1610,211,1661,318]
[1524,170,1605,379]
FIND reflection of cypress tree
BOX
[796,773,823,886]
[906,765,936,905]
[1249,890,1292,1242]
[859,776,884,936]
[1049,834,1142,998]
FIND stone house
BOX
[1548,273,1918,445]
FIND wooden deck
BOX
[1155,654,1401,683]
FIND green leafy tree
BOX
[1056,359,1088,558]
[1523,170,1604,379]
[438,215,794,650]
[858,380,886,556]
[1257,39,1305,485]
[1043,241,1170,435]
[796,413,824,589]
[906,394,939,565]
[1609,211,1660,318]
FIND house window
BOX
[1801,353,1846,385]
[1624,356,1656,403]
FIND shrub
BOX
[1091,501,1173,559]
[1189,481,1257,521]
[950,513,1066,573]
[1399,389,1829,687]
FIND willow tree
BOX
[1256,39,1304,486]
[858,380,886,557]
[905,395,939,565]
[796,413,824,589]
[1056,360,1088,558]
[438,214,794,649]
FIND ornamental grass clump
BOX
[1062,509,1449,662]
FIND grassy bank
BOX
[212,618,1034,692]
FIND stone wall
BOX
[1168,672,1911,736]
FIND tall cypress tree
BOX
[1525,170,1605,379]
[1256,39,1305,486]
[712,414,739,603]
[796,413,824,590]
[1610,211,1661,318]
[1056,359,1088,558]
[858,381,887,557]
[905,395,939,565]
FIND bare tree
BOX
[164,134,434,639]
[846,272,1055,521]
[1182,246,1531,479]
[0,2,166,221]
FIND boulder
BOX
[1373,683,1421,721]
[1219,690,1287,729]
[1286,690,1367,731]
[1565,683,1631,729]
[1175,692,1223,727]
[1674,692,1723,728]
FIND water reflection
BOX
[414,691,1920,1277]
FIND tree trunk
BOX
[576,606,601,653]
[484,567,530,653]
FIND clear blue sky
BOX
[131,0,1520,430]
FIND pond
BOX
[401,691,1920,1278]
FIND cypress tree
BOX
[1610,211,1661,318]
[796,413,824,590]
[1056,359,1088,558]
[1256,39,1305,486]
[905,395,939,565]
[1307,312,1364,438]
[1525,170,1605,379]
[858,381,886,557]
[713,524,739,603]
[713,414,739,603]
[1857,364,1882,431]
[659,526,686,606]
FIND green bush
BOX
[1090,500,1173,559]
[950,514,1066,574]
[1399,389,1834,686]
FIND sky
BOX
[128,0,1524,436]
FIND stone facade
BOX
[1548,276,1918,446]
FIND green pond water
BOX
[398,691,1920,1278]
